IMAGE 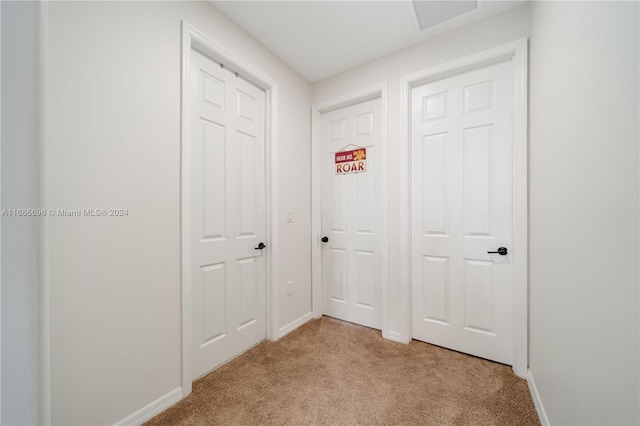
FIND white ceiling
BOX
[212,1,526,82]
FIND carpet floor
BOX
[145,316,539,425]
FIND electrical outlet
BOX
[287,281,294,296]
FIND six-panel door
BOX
[411,61,514,365]
[321,97,383,330]
[190,49,266,379]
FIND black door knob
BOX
[321,236,329,243]
[255,242,266,250]
[487,247,508,255]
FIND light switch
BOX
[287,210,293,223]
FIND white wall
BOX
[529,2,639,424]
[46,2,311,424]
[312,3,531,341]
[1,2,41,424]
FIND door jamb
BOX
[311,84,389,338]
[180,21,279,396]
[399,39,529,377]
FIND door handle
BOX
[321,236,329,243]
[487,247,508,255]
[255,242,266,250]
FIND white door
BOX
[321,97,384,329]
[411,61,513,364]
[190,49,266,378]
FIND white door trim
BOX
[311,84,389,338]
[180,21,279,396]
[400,39,528,377]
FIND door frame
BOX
[180,21,279,396]
[311,84,389,338]
[400,39,529,377]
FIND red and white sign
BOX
[335,148,366,175]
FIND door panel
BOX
[411,61,513,365]
[191,49,266,379]
[422,255,449,324]
[321,97,383,329]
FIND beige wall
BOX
[529,2,639,424]
[46,2,311,424]
[312,3,531,341]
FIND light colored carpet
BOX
[145,316,539,425]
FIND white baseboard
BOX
[114,387,183,426]
[387,330,411,344]
[527,369,550,426]
[278,311,314,339]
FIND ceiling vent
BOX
[411,0,478,31]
